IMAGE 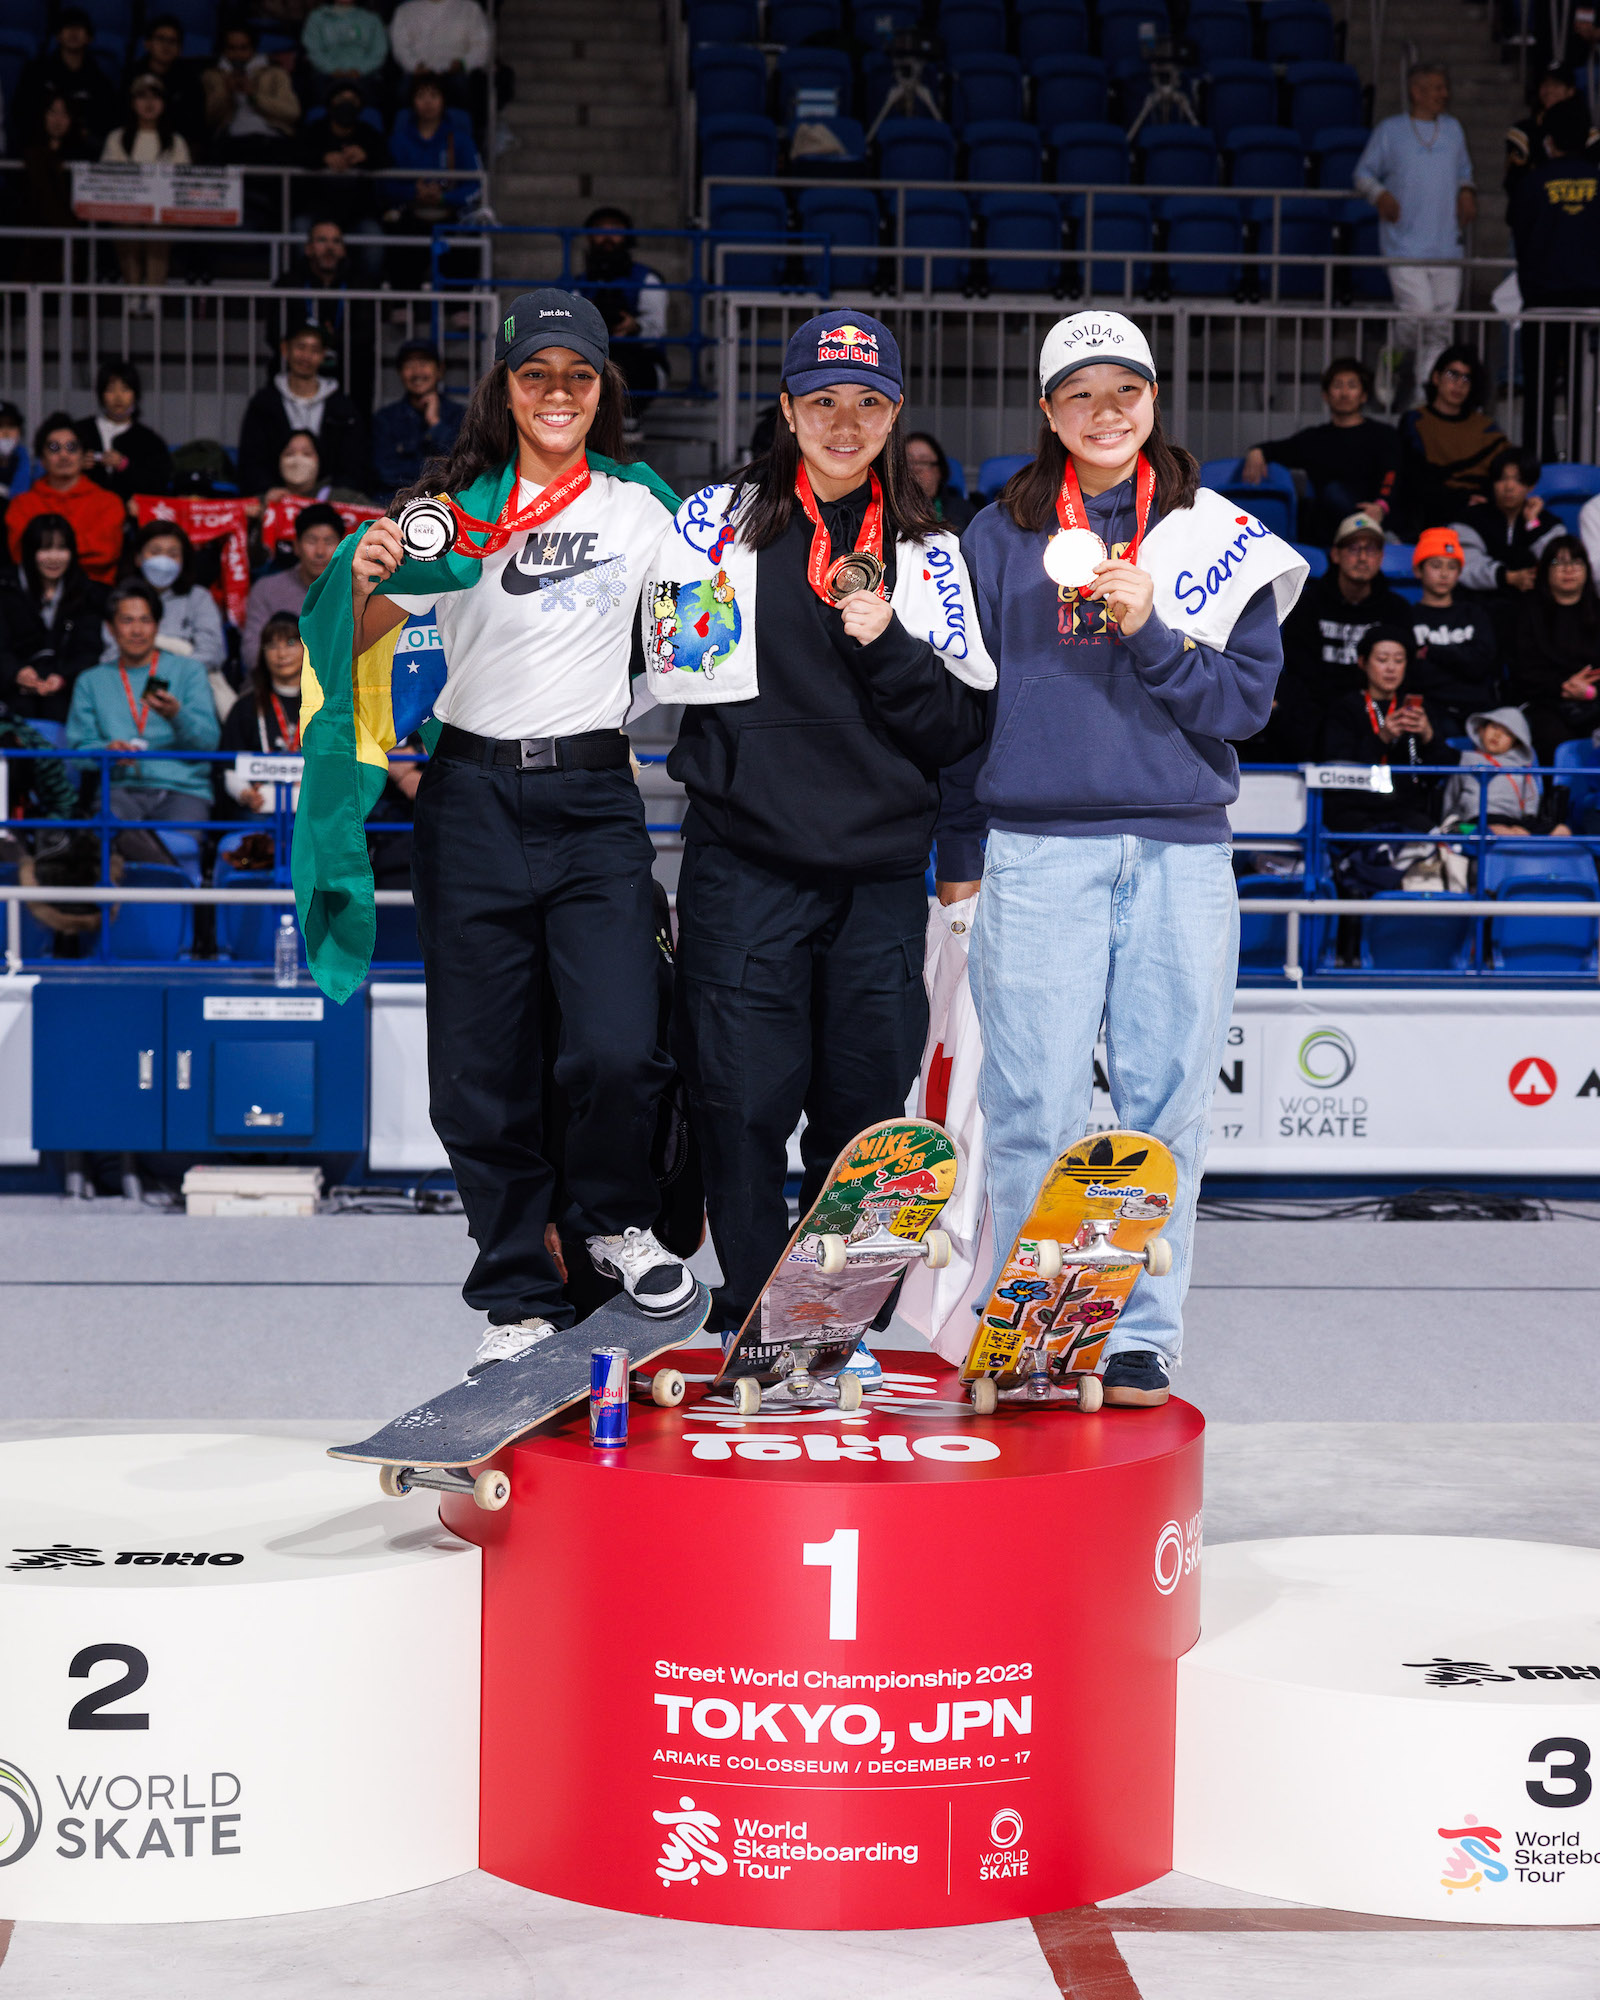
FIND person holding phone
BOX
[1318,624,1457,841]
[935,312,1305,1407]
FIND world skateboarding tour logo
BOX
[1297,1028,1356,1088]
[654,1796,727,1887]
[989,1809,1024,1849]
[0,1758,42,1868]
[1153,1511,1202,1596]
[1438,1816,1507,1894]
[980,1806,1028,1880]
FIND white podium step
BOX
[1175,1536,1600,1924]
[0,1434,480,1922]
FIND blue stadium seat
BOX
[1250,194,1335,298]
[1361,892,1475,972]
[79,0,135,34]
[778,46,854,118]
[1262,0,1337,61]
[1380,543,1415,579]
[2,0,48,36]
[1284,60,1364,146]
[1227,124,1306,187]
[1162,196,1242,294]
[1032,53,1109,128]
[1066,191,1153,292]
[0,38,29,118]
[694,45,769,117]
[1338,198,1390,299]
[950,53,1026,128]
[688,0,761,43]
[1484,840,1600,893]
[940,0,1009,56]
[104,865,194,963]
[1187,1,1254,62]
[1205,60,1278,141]
[965,118,1044,181]
[1137,124,1220,187]
[1237,875,1298,971]
[878,117,958,180]
[1202,455,1298,538]
[796,185,881,288]
[1533,462,1600,534]
[1292,541,1329,576]
[1019,5,1091,65]
[1554,739,1600,830]
[852,0,923,46]
[1097,4,1170,64]
[708,186,791,285]
[1311,124,1369,188]
[860,48,939,120]
[699,112,780,178]
[979,192,1063,290]
[902,190,972,289]
[1487,847,1600,973]
[213,844,278,963]
[162,0,220,37]
[978,451,1033,496]
[770,0,844,42]
[1050,120,1131,184]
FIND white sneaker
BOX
[841,1338,884,1387]
[465,1317,560,1380]
[587,1227,695,1317]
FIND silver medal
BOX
[1042,527,1107,589]
[397,495,457,563]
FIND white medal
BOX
[1043,527,1107,589]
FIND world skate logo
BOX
[980,1806,1028,1880]
[1438,1816,1507,1894]
[0,1758,42,1868]
[1297,1027,1356,1088]
[653,1795,727,1886]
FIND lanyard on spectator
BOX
[270,692,301,753]
[1362,693,1395,736]
[119,662,154,736]
[444,455,591,559]
[794,463,886,602]
[1482,753,1534,816]
[1048,452,1154,595]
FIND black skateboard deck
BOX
[329,1283,711,1472]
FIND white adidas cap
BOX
[1038,312,1158,398]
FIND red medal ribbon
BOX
[443,455,592,560]
[1055,451,1156,595]
[794,463,886,603]
[119,661,154,737]
[269,691,301,754]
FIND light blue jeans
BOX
[967,831,1240,1368]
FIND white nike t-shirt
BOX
[390,467,676,739]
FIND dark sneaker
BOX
[587,1227,696,1317]
[1101,1350,1171,1408]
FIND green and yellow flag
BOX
[291,452,676,1003]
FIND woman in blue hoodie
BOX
[936,311,1304,1407]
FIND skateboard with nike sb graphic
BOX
[960,1131,1176,1415]
[713,1118,959,1416]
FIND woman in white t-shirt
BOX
[99,74,192,300]
[345,288,696,1378]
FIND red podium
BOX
[442,1350,1203,1930]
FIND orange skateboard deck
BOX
[960,1130,1176,1412]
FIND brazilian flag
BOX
[292,452,678,1003]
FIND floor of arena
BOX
[3,1199,1598,1997]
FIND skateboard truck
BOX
[1031,1218,1173,1281]
[734,1342,867,1418]
[376,1464,512,1511]
[815,1226,953,1275]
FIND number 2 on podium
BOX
[803,1528,859,1641]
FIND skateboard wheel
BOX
[970,1376,999,1416]
[473,1469,511,1511]
[1144,1237,1173,1277]
[1076,1374,1105,1414]
[1035,1238,1064,1281]
[377,1464,409,1499]
[735,1376,762,1417]
[817,1233,848,1276]
[651,1368,686,1408]
[837,1371,864,1413]
[922,1228,952,1270]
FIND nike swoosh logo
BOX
[501,556,603,596]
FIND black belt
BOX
[435,724,631,773]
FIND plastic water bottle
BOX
[274,913,298,988]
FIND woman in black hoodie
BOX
[1510,535,1600,762]
[0,513,109,724]
[1320,623,1457,839]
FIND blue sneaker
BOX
[1101,1350,1171,1408]
[841,1338,884,1389]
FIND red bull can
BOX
[589,1345,629,1446]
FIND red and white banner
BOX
[135,495,252,630]
[259,496,383,560]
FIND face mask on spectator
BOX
[139,553,182,590]
[281,455,319,485]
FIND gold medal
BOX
[1042,527,1107,589]
[825,550,886,601]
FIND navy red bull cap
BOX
[782,312,903,398]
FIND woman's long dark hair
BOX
[1426,343,1489,416]
[1529,533,1600,651]
[1001,394,1199,533]
[124,516,195,593]
[252,611,303,718]
[117,76,177,159]
[728,393,938,551]
[393,358,630,512]
[18,513,88,608]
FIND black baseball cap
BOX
[495,289,609,375]
[396,337,442,366]
[782,312,902,398]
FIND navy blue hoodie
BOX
[935,477,1284,878]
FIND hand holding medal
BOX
[1046,451,1157,635]
[795,461,895,643]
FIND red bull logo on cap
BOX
[817,322,881,367]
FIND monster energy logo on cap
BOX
[503,315,515,343]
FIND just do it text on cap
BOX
[1038,312,1157,398]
